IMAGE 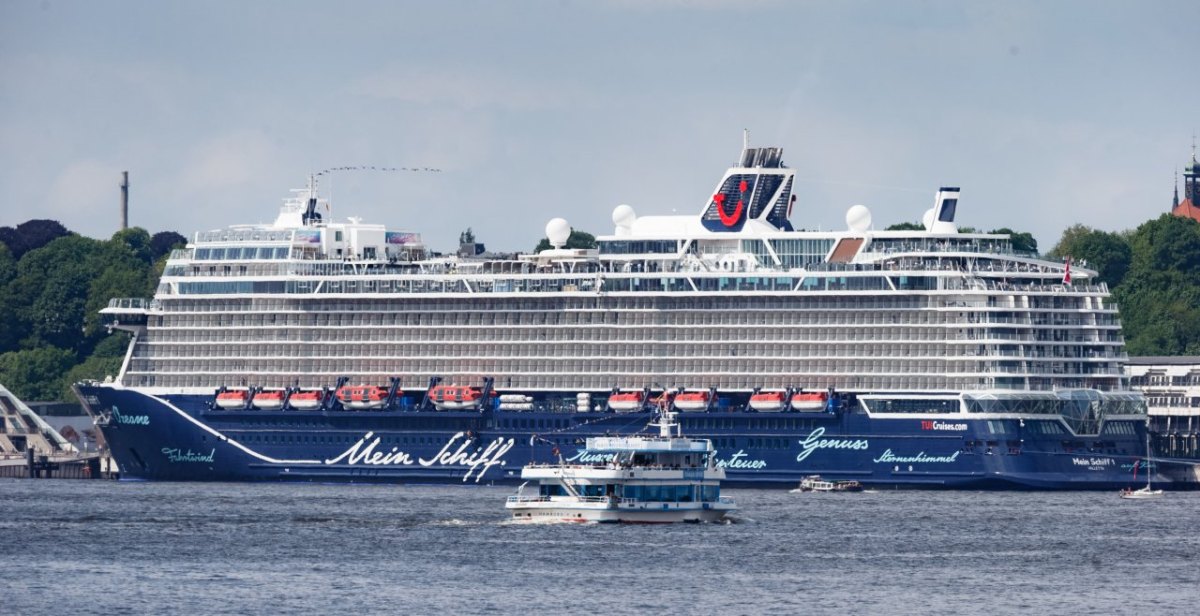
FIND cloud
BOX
[44,160,127,232]
[178,131,281,192]
[351,66,584,112]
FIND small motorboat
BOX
[252,390,286,410]
[429,385,484,410]
[673,390,711,411]
[288,390,324,410]
[793,475,835,492]
[608,391,644,412]
[791,391,828,412]
[748,390,787,412]
[336,385,389,410]
[215,390,249,409]
[791,476,864,493]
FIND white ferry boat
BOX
[74,139,1167,489]
[505,410,736,523]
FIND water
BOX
[2,479,1197,615]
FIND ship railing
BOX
[506,495,613,504]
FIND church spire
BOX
[1174,167,1180,209]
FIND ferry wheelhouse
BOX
[75,140,1164,489]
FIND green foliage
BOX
[884,222,1037,252]
[1047,224,1131,288]
[150,231,187,260]
[0,347,76,401]
[1112,215,1200,355]
[534,229,597,252]
[990,228,1037,254]
[0,219,70,259]
[58,355,124,401]
[0,221,175,400]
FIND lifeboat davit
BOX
[430,385,484,410]
[791,392,829,412]
[608,391,644,412]
[289,390,324,411]
[674,390,711,411]
[749,390,787,412]
[252,390,286,410]
[215,390,249,409]
[336,385,389,410]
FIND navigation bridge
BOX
[100,298,154,334]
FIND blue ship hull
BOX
[80,386,1164,490]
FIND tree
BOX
[990,228,1037,254]
[0,346,76,401]
[0,219,71,259]
[8,235,104,351]
[110,227,154,264]
[1113,215,1200,355]
[150,231,188,260]
[1047,225,1131,288]
[534,229,597,252]
[885,222,924,231]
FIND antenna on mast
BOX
[743,128,749,152]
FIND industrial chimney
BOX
[120,171,129,230]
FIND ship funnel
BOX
[925,186,959,233]
[701,143,795,232]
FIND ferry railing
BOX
[506,495,613,504]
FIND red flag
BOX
[1062,257,1071,285]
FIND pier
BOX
[0,384,118,479]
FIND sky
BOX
[1,0,1197,253]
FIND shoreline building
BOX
[1127,357,1200,459]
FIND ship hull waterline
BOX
[79,385,1170,490]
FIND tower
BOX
[1171,142,1200,223]
[120,171,129,230]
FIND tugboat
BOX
[504,409,737,523]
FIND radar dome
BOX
[612,204,636,237]
[846,204,872,232]
[545,217,571,249]
[612,204,637,227]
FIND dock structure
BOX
[0,384,112,479]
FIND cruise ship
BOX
[75,142,1160,488]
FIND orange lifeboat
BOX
[289,390,324,411]
[791,391,829,412]
[215,390,249,410]
[673,390,711,411]
[749,390,787,412]
[429,385,484,410]
[336,385,390,410]
[608,391,644,412]
[252,390,286,410]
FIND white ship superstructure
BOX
[81,140,1168,489]
[105,146,1138,425]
